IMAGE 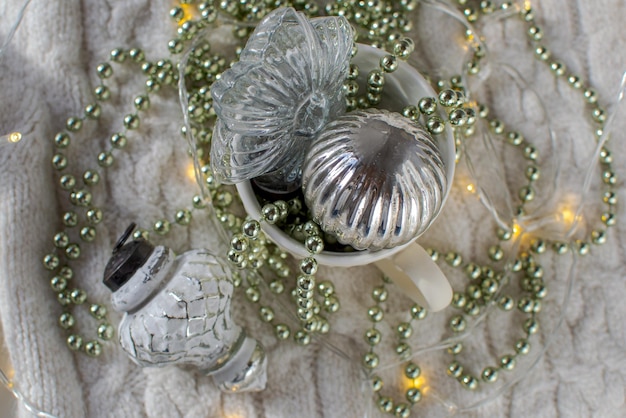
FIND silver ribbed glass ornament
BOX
[302,109,447,251]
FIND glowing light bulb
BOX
[512,223,522,237]
[401,373,429,394]
[2,132,22,144]
[186,163,197,183]
[178,3,196,26]
[466,183,476,193]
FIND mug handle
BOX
[374,242,452,312]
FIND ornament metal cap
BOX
[103,223,155,292]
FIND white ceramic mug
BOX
[236,44,455,311]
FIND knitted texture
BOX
[0,1,625,417]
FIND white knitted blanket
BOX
[1,1,625,417]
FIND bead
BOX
[460,375,478,390]
[304,235,324,254]
[80,227,96,242]
[464,263,481,279]
[466,284,482,300]
[526,165,540,181]
[397,322,413,339]
[395,342,411,358]
[85,208,103,225]
[70,289,87,304]
[452,292,467,309]
[259,306,275,322]
[410,304,427,320]
[65,244,80,259]
[54,132,70,148]
[97,151,114,167]
[380,54,398,72]
[583,89,597,104]
[482,367,498,383]
[405,362,420,379]
[230,234,249,252]
[365,328,381,346]
[300,257,318,275]
[426,116,445,134]
[519,185,535,201]
[58,312,75,329]
[63,211,78,227]
[363,352,379,369]
[245,286,260,303]
[601,212,616,226]
[129,48,144,62]
[518,297,534,313]
[110,133,127,149]
[378,397,394,413]
[153,219,171,235]
[134,94,150,111]
[406,387,421,404]
[53,232,69,248]
[84,340,102,357]
[448,343,463,355]
[96,63,113,78]
[323,296,340,313]
[592,230,607,245]
[123,114,140,130]
[438,89,457,107]
[449,108,467,126]
[297,275,316,292]
[84,103,101,119]
[368,306,384,322]
[94,85,111,101]
[465,301,480,316]
[527,25,542,41]
[498,295,514,311]
[52,153,68,170]
[524,318,539,335]
[372,286,388,302]
[97,323,114,340]
[481,278,499,295]
[67,334,83,351]
[500,355,516,370]
[57,291,71,306]
[449,315,466,332]
[602,170,617,185]
[445,252,462,267]
[418,97,437,115]
[394,403,410,418]
[368,376,383,393]
[368,70,385,88]
[577,240,590,255]
[515,339,531,355]
[175,209,192,225]
[317,280,334,297]
[488,245,504,261]
[59,266,73,279]
[89,304,107,319]
[534,45,550,61]
[50,276,67,292]
[275,324,290,340]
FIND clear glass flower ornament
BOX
[210,7,353,194]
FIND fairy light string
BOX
[20,0,617,417]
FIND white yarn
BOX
[0,1,625,417]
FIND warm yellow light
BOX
[178,4,197,26]
[524,1,532,11]
[512,223,522,237]
[560,207,577,226]
[186,163,197,182]
[8,132,21,143]
[466,183,476,193]
[401,373,429,394]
